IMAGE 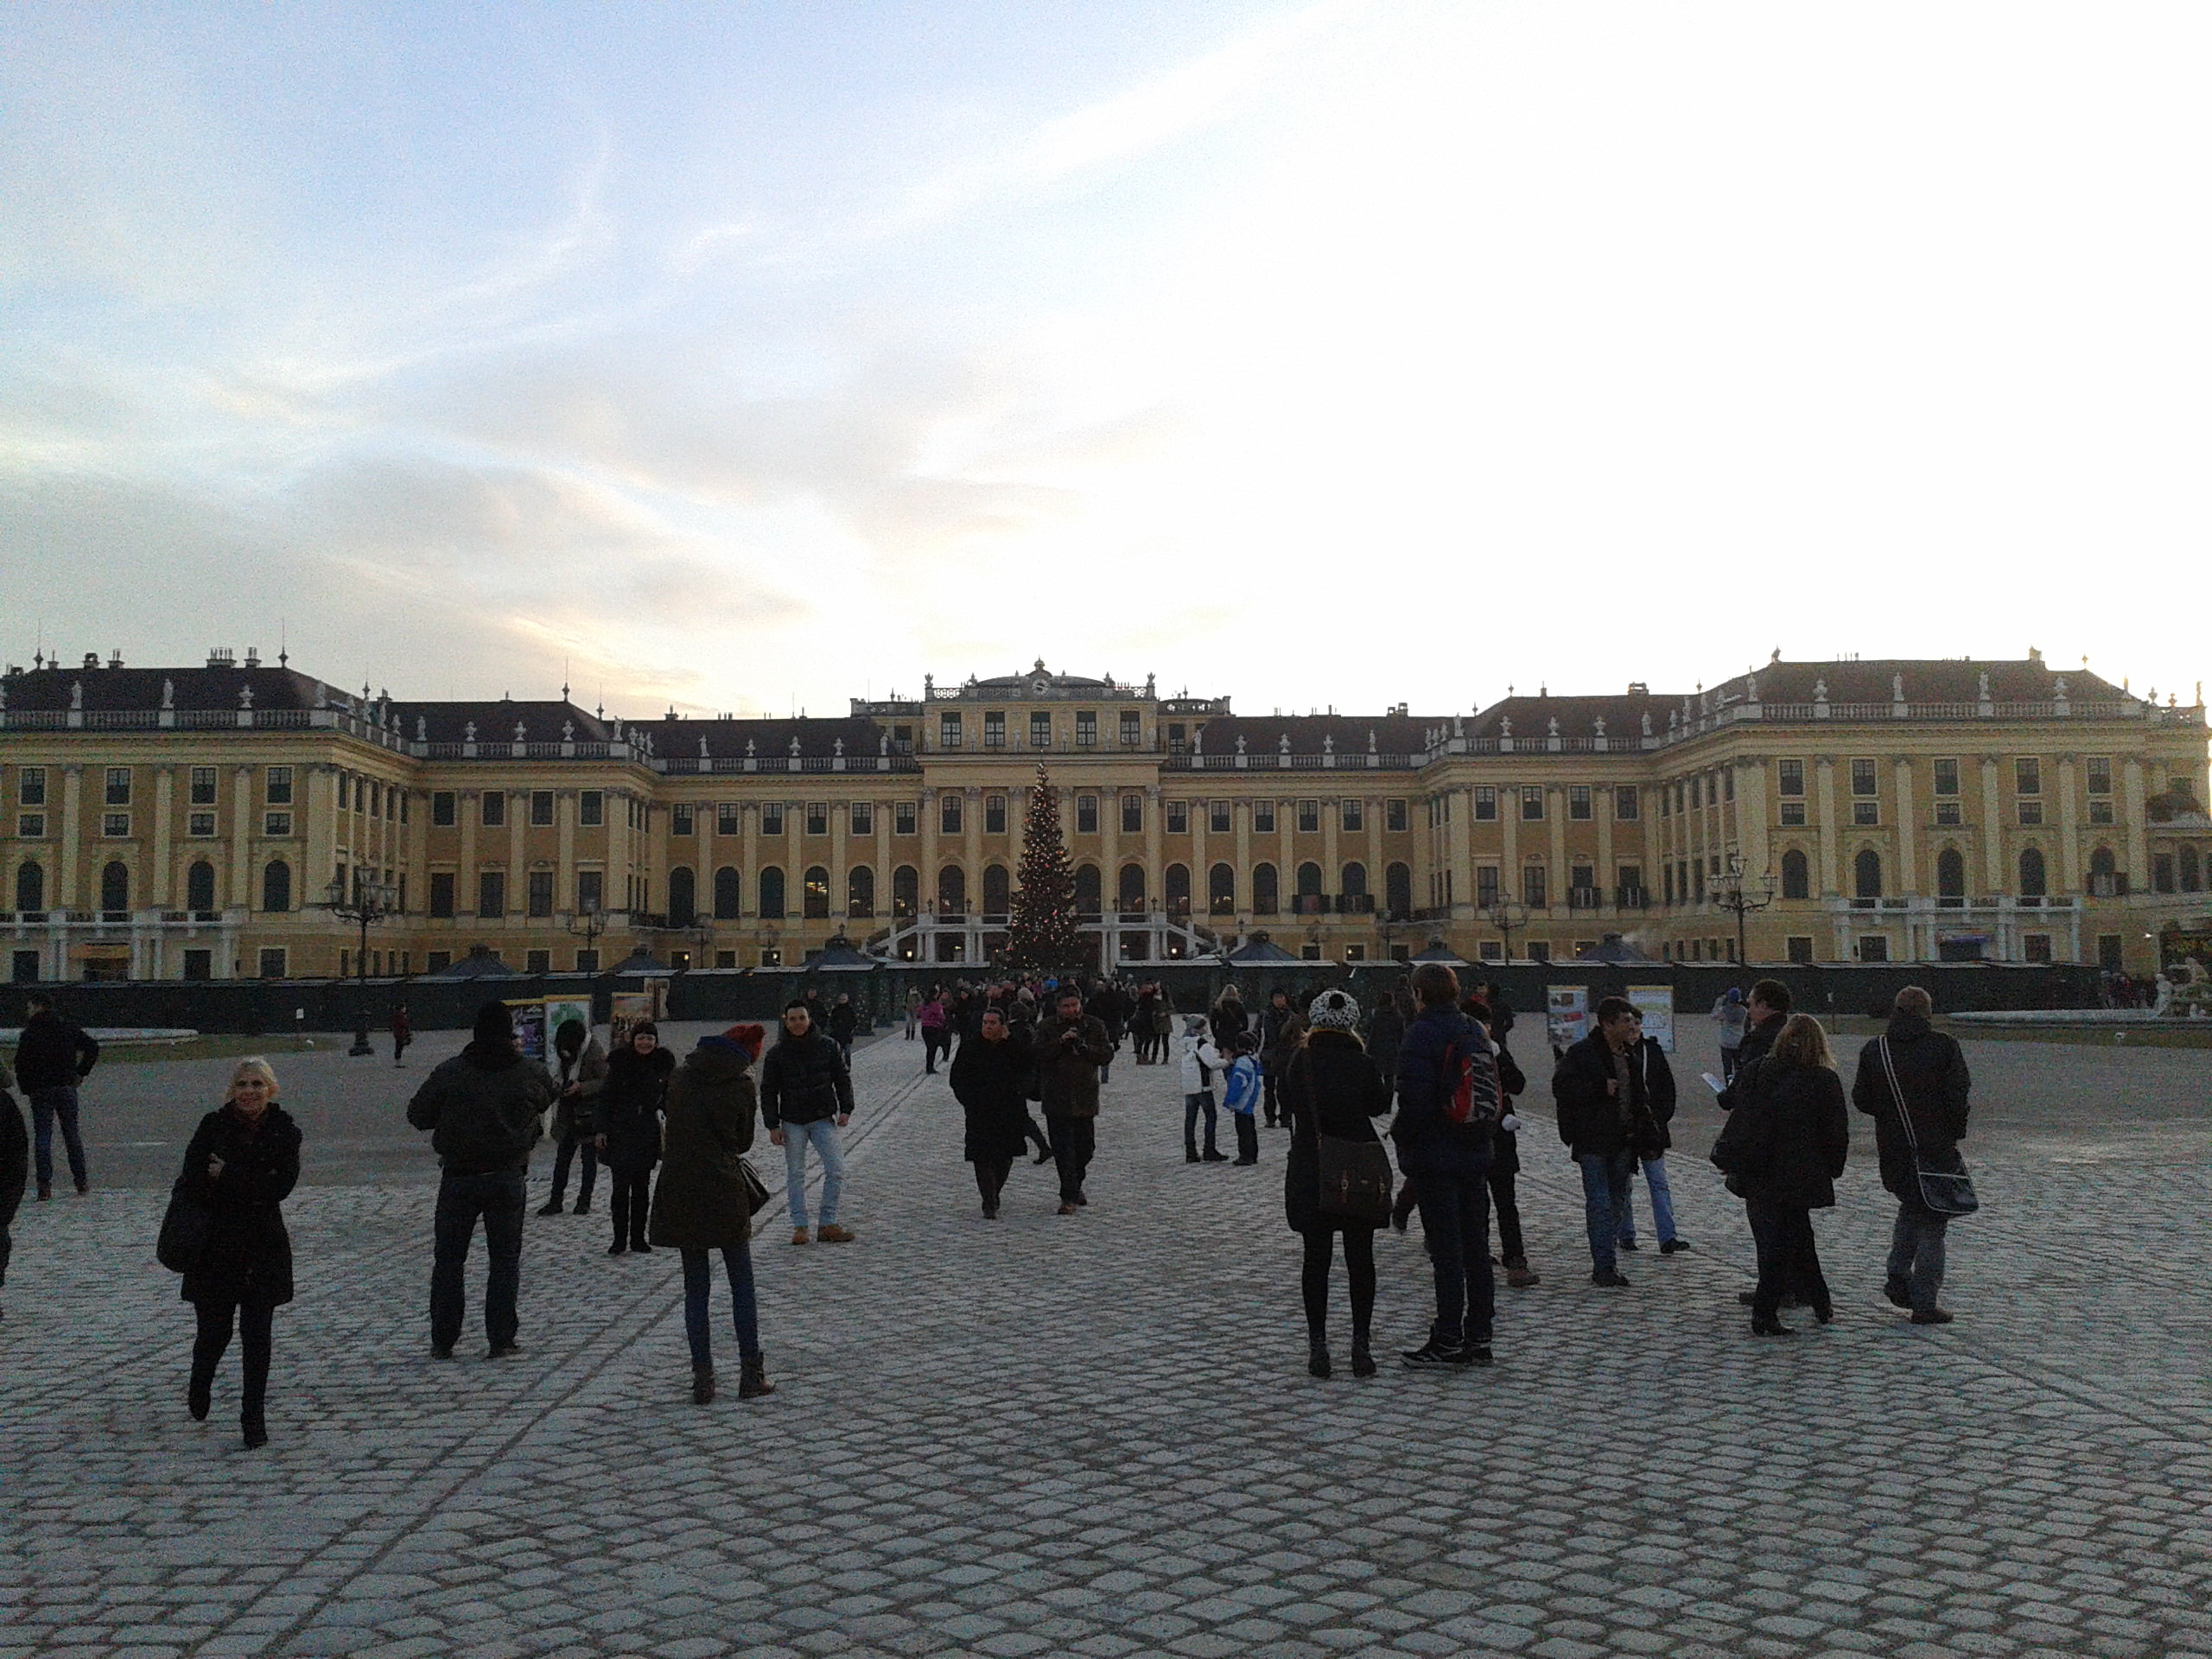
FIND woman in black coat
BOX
[178,1058,302,1446]
[1281,990,1393,1379]
[1710,1014,1850,1336]
[597,1022,675,1255]
[948,1007,1034,1218]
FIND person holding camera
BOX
[1033,988,1112,1215]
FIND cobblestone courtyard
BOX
[4,1023,2211,1659]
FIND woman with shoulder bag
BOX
[176,1058,302,1446]
[1709,1014,1849,1337]
[597,1021,674,1255]
[1282,990,1394,1379]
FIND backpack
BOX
[1436,1029,1503,1133]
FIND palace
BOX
[0,648,2206,983]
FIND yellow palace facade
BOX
[1,649,2205,982]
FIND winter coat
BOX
[1717,1014,1786,1110]
[1282,1028,1392,1234]
[0,1064,28,1211]
[596,1045,674,1173]
[1709,1058,1849,1210]
[648,1039,759,1249]
[1034,1014,1112,1116]
[1178,1027,1224,1094]
[1851,1014,1973,1198]
[550,1036,608,1143]
[828,1002,858,1044]
[950,1029,1035,1164]
[1489,1031,1527,1178]
[178,1103,302,1306]
[1391,1003,1497,1179]
[1552,1033,1673,1160]
[14,1010,99,1091]
[1086,988,1126,1043]
[1209,999,1248,1054]
[1259,1003,1306,1073]
[1365,999,1407,1097]
[406,1043,555,1174]
[760,1028,854,1128]
[1222,1054,1263,1116]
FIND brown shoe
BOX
[1057,1202,1078,1216]
[815,1224,855,1243]
[789,1227,810,1246]
[1507,1265,1540,1288]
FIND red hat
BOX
[724,1023,766,1059]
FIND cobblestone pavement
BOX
[4,1026,2212,1658]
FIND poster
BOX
[610,987,665,1050]
[1626,984,1675,1052]
[506,999,548,1060]
[1546,985,1589,1053]
[542,995,594,1051]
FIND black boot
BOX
[1306,1338,1332,1379]
[692,1365,715,1405]
[1350,1337,1376,1379]
[188,1372,212,1421]
[241,1414,269,1448]
[738,1355,774,1399]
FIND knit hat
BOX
[473,1001,514,1046]
[1306,989,1361,1031]
[724,1022,766,1059]
[1185,1013,1209,1033]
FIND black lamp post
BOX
[1713,852,1776,965]
[1484,897,1531,963]
[322,869,400,1057]
[564,899,608,969]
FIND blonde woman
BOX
[178,1058,302,1446]
[1709,1014,1849,1337]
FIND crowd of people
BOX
[0,960,1977,1445]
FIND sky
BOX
[4,1,2209,719]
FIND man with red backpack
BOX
[1391,962,1503,1369]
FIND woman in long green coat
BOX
[649,1027,773,1404]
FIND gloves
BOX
[1499,1112,1522,1133]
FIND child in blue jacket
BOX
[1223,1033,1264,1166]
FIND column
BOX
[1739,764,1770,885]
[1815,759,1839,897]
[1190,794,1208,915]
[1234,799,1251,916]
[1500,783,1519,911]
[964,786,983,910]
[920,787,940,924]
[227,767,252,919]
[152,767,175,906]
[1547,785,1567,918]
[1893,757,1917,895]
[605,789,628,910]
[2122,758,2149,889]
[1980,758,2005,893]
[741,801,760,919]
[1322,799,1341,904]
[1278,798,1295,920]
[557,791,578,917]
[874,799,893,931]
[458,791,480,914]
[305,766,338,896]
[1144,783,1164,950]
[59,766,83,910]
[507,793,525,929]
[1446,785,1474,919]
[1597,787,1615,911]
[2056,757,2082,893]
[830,798,849,933]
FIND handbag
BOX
[737,1157,772,1216]
[1878,1038,1979,1217]
[156,1172,215,1274]
[1316,1135,1395,1223]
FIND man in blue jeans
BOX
[761,1001,857,1244]
[407,1001,556,1358]
[1552,997,1668,1287]
[1392,963,1503,1368]
[13,994,100,1199]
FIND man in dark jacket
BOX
[1716,979,1789,1111]
[950,1007,1035,1218]
[0,1057,26,1317]
[14,993,100,1199]
[1553,997,1669,1287]
[1035,988,1112,1215]
[1258,988,1306,1128]
[827,994,859,1067]
[1394,963,1502,1367]
[1612,1019,1685,1256]
[1366,984,1408,1107]
[407,1001,556,1358]
[761,1001,857,1245]
[1853,985,1972,1323]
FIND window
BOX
[257,948,288,979]
[940,793,963,836]
[1031,711,1052,748]
[1341,799,1363,832]
[1208,862,1235,914]
[105,766,131,806]
[1854,798,1878,827]
[762,803,785,836]
[1526,941,1550,963]
[337,774,350,811]
[1121,710,1141,746]
[981,796,1004,835]
[1781,799,1807,827]
[185,861,216,912]
[1387,798,1408,832]
[1569,785,1592,821]
[2023,932,2053,964]
[983,711,1006,748]
[576,869,603,913]
[2087,756,2113,796]
[1853,849,1883,899]
[577,791,603,828]
[2018,847,2047,899]
[528,870,556,918]
[265,766,293,805]
[1121,863,1148,911]
[14,861,44,913]
[714,866,741,919]
[1477,866,1501,907]
[759,867,785,918]
[181,948,212,981]
[939,712,963,749]
[804,866,830,919]
[1252,862,1278,914]
[480,791,505,828]
[1166,800,1188,834]
[1122,794,1143,834]
[1787,936,1815,964]
[1459,786,1487,822]
[1478,940,1503,963]
[1689,777,1702,810]
[1936,847,1966,902]
[1209,800,1231,834]
[478,871,505,918]
[188,812,215,837]
[263,812,291,838]
[1857,936,1889,963]
[1778,760,1805,798]
[102,813,130,838]
[1932,758,1960,798]
[2018,798,2043,825]
[188,766,217,806]
[848,866,874,918]
[893,802,916,836]
[1522,864,1547,908]
[1386,861,1412,918]
[1618,864,1643,905]
[18,767,46,806]
[2089,795,2113,826]
[1076,795,1098,834]
[429,790,456,827]
[1571,862,1596,898]
[1936,797,1962,827]
[262,860,291,912]
[850,802,873,836]
[1297,800,1319,833]
[1521,787,1544,822]
[2015,757,2041,797]
[1076,711,1097,747]
[1612,786,1638,823]
[1848,758,1876,798]
[522,949,550,975]
[429,872,457,918]
[522,790,550,828]
[717,802,741,836]
[758,948,782,969]
[1781,849,1810,899]
[672,803,696,836]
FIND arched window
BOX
[1208,862,1235,914]
[938,865,967,915]
[2089,845,2118,878]
[714,865,741,919]
[759,866,785,919]
[1073,864,1101,917]
[848,866,874,918]
[261,859,292,913]
[1118,863,1146,911]
[15,861,44,914]
[1295,862,1324,915]
[2183,845,2202,893]
[804,865,831,919]
[982,863,1010,916]
[187,860,217,913]
[1341,861,1368,897]
[1164,863,1192,917]
[1936,847,1965,900]
[667,866,696,927]
[1253,862,1279,915]
[1385,861,1412,918]
[2018,847,2047,899]
[100,860,130,917]
[1853,848,1883,900]
[1780,848,1810,900]
[893,866,918,919]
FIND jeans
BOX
[1412,1169,1495,1347]
[782,1118,844,1230]
[1231,1111,1258,1162]
[1887,1196,1950,1312]
[431,1169,527,1351]
[922,1030,950,1071]
[1046,1112,1095,1203]
[1576,1149,1637,1275]
[1719,1045,1742,1083]
[681,1245,760,1369]
[1262,1069,1282,1125]
[29,1085,87,1191]
[1746,1198,1830,1321]
[1616,1156,1678,1245]
[608,1167,652,1247]
[548,1133,598,1208]
[1183,1090,1218,1156]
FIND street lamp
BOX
[1713,852,1776,965]
[1484,897,1530,963]
[322,869,400,1057]
[564,899,609,970]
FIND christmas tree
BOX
[1004,764,1088,976]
